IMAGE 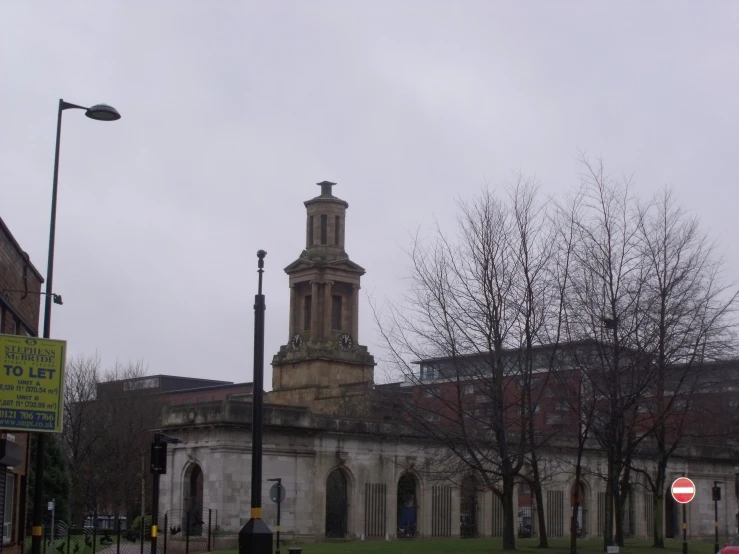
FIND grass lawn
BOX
[214,538,725,554]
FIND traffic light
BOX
[150,441,168,475]
[712,486,721,501]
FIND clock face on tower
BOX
[290,333,303,350]
[338,333,354,351]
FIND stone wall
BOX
[158,400,739,543]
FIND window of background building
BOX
[123,377,160,392]
[331,296,342,330]
[419,363,438,382]
[519,404,541,415]
[183,398,192,404]
[197,397,206,403]
[307,216,314,246]
[463,384,474,395]
[335,216,341,245]
[422,386,439,398]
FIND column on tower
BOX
[288,284,296,337]
[352,284,360,340]
[310,280,320,334]
[323,280,333,339]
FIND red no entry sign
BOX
[671,477,696,504]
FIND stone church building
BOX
[157,182,739,544]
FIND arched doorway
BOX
[397,474,418,538]
[325,469,348,538]
[460,475,478,538]
[570,480,587,538]
[183,464,204,535]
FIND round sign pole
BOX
[268,478,284,554]
[671,477,696,554]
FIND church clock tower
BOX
[269,181,375,413]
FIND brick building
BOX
[95,375,254,405]
[0,215,45,552]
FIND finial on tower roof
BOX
[317,181,336,196]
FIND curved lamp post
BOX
[31,99,120,554]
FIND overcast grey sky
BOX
[2,1,738,388]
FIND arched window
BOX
[571,480,587,537]
[397,474,418,538]
[461,475,478,537]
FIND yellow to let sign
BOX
[0,334,66,433]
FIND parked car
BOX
[720,536,739,554]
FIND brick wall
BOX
[0,216,43,548]
[0,216,44,335]
[165,383,254,405]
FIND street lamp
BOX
[239,250,273,554]
[31,98,121,554]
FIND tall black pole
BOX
[275,479,281,554]
[239,250,273,554]
[714,481,719,554]
[682,503,687,554]
[31,98,65,554]
[251,250,265,515]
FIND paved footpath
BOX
[94,540,209,554]
[95,544,151,554]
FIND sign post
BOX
[672,477,696,554]
[0,335,66,433]
[48,500,55,554]
[269,479,285,554]
[713,482,722,554]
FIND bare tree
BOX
[379,180,565,550]
[561,158,656,548]
[549,190,602,554]
[509,179,562,548]
[377,158,738,550]
[97,361,159,519]
[630,187,739,547]
[62,353,105,524]
[61,357,157,521]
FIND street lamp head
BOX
[85,104,121,122]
